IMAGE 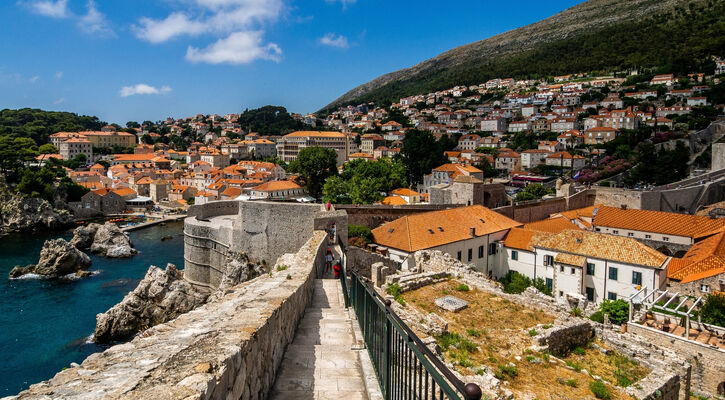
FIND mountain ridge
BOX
[323,0,718,111]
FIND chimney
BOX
[470,227,476,237]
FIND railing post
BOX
[463,383,483,400]
[383,299,392,400]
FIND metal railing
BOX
[349,270,482,400]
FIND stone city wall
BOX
[627,322,725,398]
[538,322,595,356]
[184,216,235,289]
[6,230,328,400]
[232,201,323,265]
[187,200,240,220]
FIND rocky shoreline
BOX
[93,251,266,343]
[0,191,74,236]
[71,222,137,258]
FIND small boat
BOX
[161,235,173,241]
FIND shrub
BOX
[572,346,586,356]
[590,381,611,399]
[348,224,374,245]
[437,333,477,353]
[276,264,289,271]
[497,364,518,379]
[566,379,578,388]
[466,328,481,337]
[600,300,629,325]
[528,329,538,336]
[571,307,583,317]
[590,310,604,323]
[456,283,470,292]
[499,271,532,294]
[386,283,406,305]
[533,277,553,296]
[566,360,582,372]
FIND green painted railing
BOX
[348,270,482,400]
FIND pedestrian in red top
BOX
[333,262,341,279]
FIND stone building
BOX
[429,175,508,209]
[276,131,349,166]
[59,137,93,161]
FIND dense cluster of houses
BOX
[370,203,725,305]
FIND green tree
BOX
[288,146,338,198]
[0,136,38,181]
[515,183,553,201]
[401,130,446,184]
[38,143,59,154]
[700,294,725,327]
[322,175,351,204]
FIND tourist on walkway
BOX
[333,262,341,279]
[325,248,333,273]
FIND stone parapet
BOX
[6,230,328,400]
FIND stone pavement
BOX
[268,279,370,400]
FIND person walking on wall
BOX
[325,248,333,273]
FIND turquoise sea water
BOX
[0,221,185,396]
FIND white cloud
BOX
[319,33,348,49]
[27,0,69,18]
[77,0,115,37]
[186,31,281,64]
[29,75,39,83]
[55,71,63,79]
[53,97,65,104]
[325,0,356,9]
[133,0,283,65]
[119,84,172,97]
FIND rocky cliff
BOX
[0,191,74,236]
[94,252,265,343]
[9,238,92,279]
[94,264,208,343]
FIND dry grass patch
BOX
[402,280,646,400]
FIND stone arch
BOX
[656,246,672,256]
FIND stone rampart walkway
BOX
[268,279,369,400]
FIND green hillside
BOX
[324,0,725,109]
[0,108,105,145]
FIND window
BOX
[645,234,651,239]
[586,287,595,301]
[701,284,710,293]
[560,265,564,272]
[544,255,554,266]
[488,243,497,255]
[571,268,576,274]
[609,267,618,281]
[613,230,619,234]
[468,248,473,262]
[511,250,518,261]
[586,263,595,275]
[608,292,617,301]
[546,278,553,291]
[663,237,670,242]
[628,232,634,237]
[559,291,564,297]
[632,271,642,286]
[478,246,484,258]
[457,251,462,261]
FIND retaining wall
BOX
[346,246,398,279]
[6,231,328,400]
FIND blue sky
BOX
[0,0,581,124]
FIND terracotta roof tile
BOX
[524,217,582,234]
[372,205,522,252]
[503,228,551,251]
[535,230,668,268]
[593,206,725,239]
